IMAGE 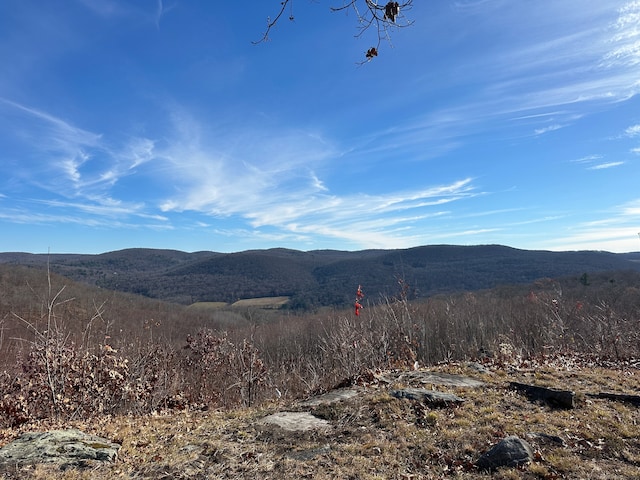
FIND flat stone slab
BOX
[0,429,120,469]
[298,388,359,407]
[398,371,485,388]
[258,412,331,432]
[390,388,464,406]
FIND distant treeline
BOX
[1,245,639,310]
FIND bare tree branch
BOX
[253,0,296,45]
[254,0,414,61]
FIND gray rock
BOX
[0,429,120,469]
[388,371,485,388]
[258,411,331,432]
[476,435,533,470]
[298,388,359,407]
[390,388,464,406]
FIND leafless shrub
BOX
[0,336,132,426]
[181,329,236,406]
[0,267,173,426]
[1,267,638,427]
[577,301,638,360]
[230,337,268,407]
[180,328,268,407]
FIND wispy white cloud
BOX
[154,0,177,28]
[151,110,481,247]
[2,2,638,254]
[161,161,477,247]
[35,197,165,220]
[0,97,101,148]
[588,161,624,170]
[573,154,604,164]
[534,124,564,135]
[389,1,640,154]
[0,98,109,196]
[543,197,640,251]
[547,227,640,252]
[625,124,640,136]
[225,179,477,248]
[310,172,328,192]
[126,138,156,169]
[513,111,569,121]
[571,153,624,170]
[212,227,310,245]
[157,109,338,217]
[0,205,171,230]
[75,0,176,30]
[155,0,164,26]
[620,198,640,215]
[606,1,640,67]
[0,98,170,233]
[0,98,158,196]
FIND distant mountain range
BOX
[2,245,639,310]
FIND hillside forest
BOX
[2,244,640,309]
[0,244,639,427]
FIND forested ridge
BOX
[1,244,639,309]
[1,246,640,480]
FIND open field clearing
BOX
[186,297,291,311]
[230,297,290,309]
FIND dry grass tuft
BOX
[1,359,638,479]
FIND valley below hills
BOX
[1,244,639,310]
[1,244,640,479]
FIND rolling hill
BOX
[1,245,639,310]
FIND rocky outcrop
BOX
[377,370,485,388]
[258,412,331,432]
[0,429,120,470]
[390,388,464,406]
[298,388,359,407]
[259,372,479,433]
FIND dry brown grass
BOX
[186,302,229,310]
[1,358,638,479]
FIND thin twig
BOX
[255,0,414,61]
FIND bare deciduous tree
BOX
[255,0,414,61]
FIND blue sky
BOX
[1,0,639,254]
